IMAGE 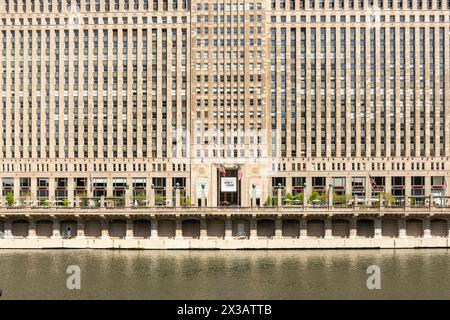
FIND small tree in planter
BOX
[294,192,304,205]
[6,192,14,207]
[284,193,293,205]
[62,198,70,208]
[309,191,319,204]
[265,196,273,206]
[42,199,50,207]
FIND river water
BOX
[0,249,449,300]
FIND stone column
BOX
[251,185,256,207]
[201,188,206,207]
[149,187,155,207]
[374,218,382,238]
[100,195,105,208]
[125,188,132,208]
[175,219,183,239]
[366,176,372,205]
[166,178,173,207]
[328,186,333,208]
[249,219,258,239]
[349,218,357,238]
[200,219,207,239]
[423,218,431,238]
[225,218,233,239]
[398,218,407,238]
[30,178,37,205]
[277,187,282,207]
[300,219,308,238]
[275,218,283,239]
[28,220,37,239]
[76,219,85,239]
[325,218,333,239]
[68,178,74,207]
[51,220,61,239]
[405,176,412,207]
[150,219,158,239]
[13,177,20,206]
[48,178,55,206]
[125,220,134,239]
[175,187,181,207]
[100,220,110,239]
[4,220,12,239]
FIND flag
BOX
[237,165,243,181]
[219,164,227,177]
[444,177,447,190]
[369,175,377,186]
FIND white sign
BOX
[221,177,237,192]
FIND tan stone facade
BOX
[0,1,449,209]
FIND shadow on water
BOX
[0,249,449,299]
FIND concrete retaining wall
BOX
[0,237,448,250]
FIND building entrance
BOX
[218,169,241,206]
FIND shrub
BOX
[5,192,14,207]
[62,198,69,207]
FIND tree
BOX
[294,192,304,205]
[5,192,14,207]
[155,193,165,206]
[284,193,293,205]
[309,191,320,203]
[62,198,70,207]
[266,196,273,206]
[134,192,146,203]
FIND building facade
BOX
[0,0,449,209]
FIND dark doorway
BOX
[218,168,241,206]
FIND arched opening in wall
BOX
[357,219,374,238]
[207,219,225,238]
[12,220,28,238]
[182,219,200,238]
[406,219,423,237]
[85,220,101,238]
[307,219,325,238]
[332,219,350,238]
[109,220,126,238]
[133,220,151,238]
[256,219,275,238]
[60,220,77,239]
[36,220,53,238]
[282,219,300,238]
[382,219,398,237]
[431,219,448,237]
[158,219,176,238]
[232,219,250,238]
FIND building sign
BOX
[196,178,209,197]
[221,177,237,192]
